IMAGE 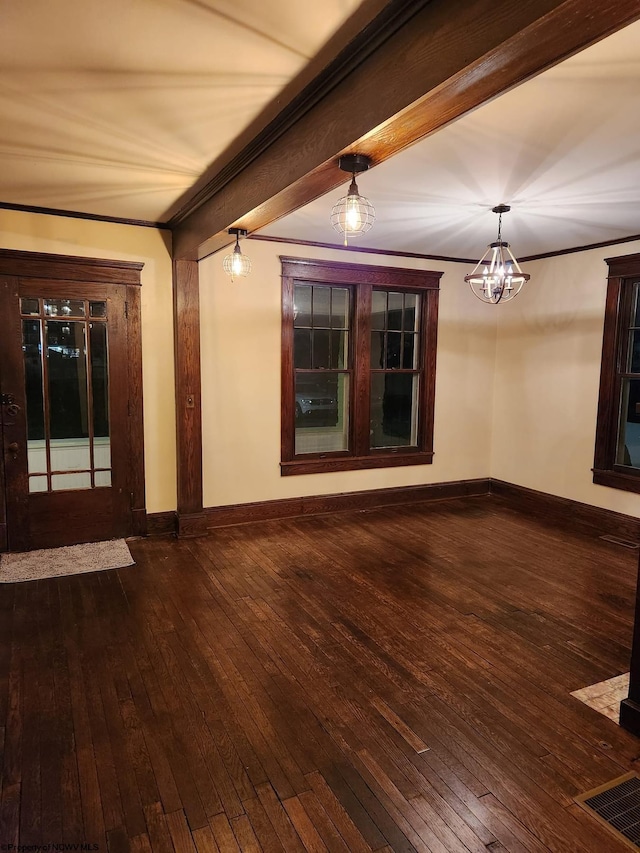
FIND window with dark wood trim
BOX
[281,257,441,476]
[594,253,640,494]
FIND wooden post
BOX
[620,551,640,734]
[173,259,205,536]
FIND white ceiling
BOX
[259,20,640,259]
[0,0,364,221]
[3,4,640,256]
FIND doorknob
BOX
[7,442,18,458]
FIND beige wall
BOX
[0,209,176,513]
[8,212,636,520]
[199,239,497,507]
[491,239,640,516]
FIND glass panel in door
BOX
[20,298,112,493]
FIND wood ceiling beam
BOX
[171,0,640,261]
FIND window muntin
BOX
[281,257,441,475]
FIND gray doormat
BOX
[0,539,134,583]
[575,772,640,850]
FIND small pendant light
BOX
[465,205,530,304]
[330,154,375,246]
[223,228,251,282]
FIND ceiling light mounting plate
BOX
[338,153,371,175]
[492,204,510,215]
[228,227,248,238]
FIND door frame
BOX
[0,249,146,551]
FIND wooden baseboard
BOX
[198,478,491,533]
[146,511,177,536]
[131,507,148,537]
[177,511,209,538]
[148,478,640,544]
[620,698,640,736]
[490,479,640,542]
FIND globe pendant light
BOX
[330,154,375,246]
[464,205,530,304]
[223,228,251,282]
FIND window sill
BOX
[281,451,434,476]
[593,468,640,494]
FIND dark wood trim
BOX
[176,511,208,538]
[592,254,640,494]
[280,256,443,287]
[422,283,439,459]
[157,477,640,545]
[490,479,640,542]
[593,469,640,494]
[171,0,640,260]
[184,478,490,534]
[127,286,146,535]
[621,550,640,735]
[593,272,623,475]
[605,253,640,279]
[619,698,640,736]
[0,200,168,230]
[0,249,143,284]
[248,234,476,265]
[0,275,28,550]
[281,258,440,474]
[0,252,146,551]
[520,234,640,263]
[146,510,177,536]
[353,283,371,458]
[173,259,203,520]
[281,452,434,477]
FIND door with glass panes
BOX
[0,274,132,551]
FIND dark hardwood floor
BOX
[2,495,640,852]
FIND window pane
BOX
[295,373,349,454]
[370,373,418,448]
[95,470,112,487]
[630,330,640,373]
[313,286,331,327]
[388,292,403,330]
[404,294,419,332]
[312,329,331,369]
[371,291,387,330]
[332,288,349,329]
[22,319,45,441]
[27,441,47,474]
[633,283,640,327]
[89,301,107,318]
[47,321,89,440]
[29,475,48,493]
[330,330,348,369]
[371,331,385,369]
[44,299,85,317]
[50,438,90,472]
[617,378,640,466]
[51,472,92,491]
[294,285,312,327]
[90,322,109,438]
[402,333,417,369]
[21,297,39,315]
[294,329,312,368]
[94,437,111,469]
[386,332,402,369]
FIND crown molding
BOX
[247,233,475,265]
[0,201,169,230]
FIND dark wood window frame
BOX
[281,257,441,476]
[594,252,640,494]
